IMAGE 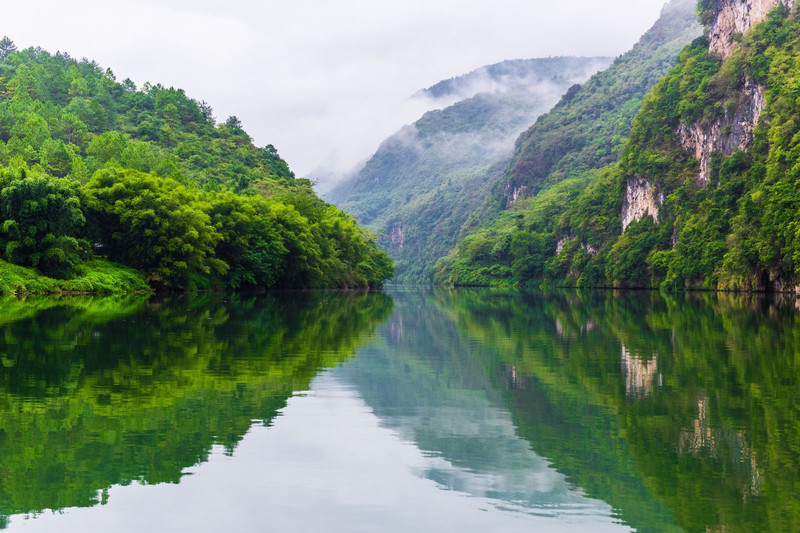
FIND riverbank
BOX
[0,259,151,295]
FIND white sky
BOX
[5,0,670,176]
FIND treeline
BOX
[0,41,392,291]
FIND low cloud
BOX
[5,0,667,177]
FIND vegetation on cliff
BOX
[430,0,702,285]
[437,2,800,291]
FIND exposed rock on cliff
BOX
[677,79,765,186]
[390,225,405,251]
[622,177,663,232]
[708,0,796,59]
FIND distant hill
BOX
[417,57,609,102]
[328,56,612,282]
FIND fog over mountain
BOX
[4,0,669,177]
[313,56,611,194]
[326,56,613,280]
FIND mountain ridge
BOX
[329,56,613,282]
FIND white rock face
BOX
[555,236,572,255]
[708,0,795,59]
[677,79,765,186]
[389,225,405,250]
[622,177,663,232]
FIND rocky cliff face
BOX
[622,177,663,232]
[389,225,405,251]
[677,79,765,186]
[624,0,785,231]
[708,0,795,59]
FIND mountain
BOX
[0,44,392,292]
[438,0,800,292]
[433,0,703,285]
[328,57,613,282]
[499,0,703,206]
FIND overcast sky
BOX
[5,0,669,177]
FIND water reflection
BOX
[435,289,800,533]
[1,288,800,532]
[0,292,393,529]
[337,290,622,521]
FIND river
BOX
[0,288,797,532]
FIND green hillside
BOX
[437,1,800,291]
[424,0,701,285]
[0,42,392,292]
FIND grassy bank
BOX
[0,259,151,295]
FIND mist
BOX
[330,56,612,228]
[5,0,669,177]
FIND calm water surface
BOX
[0,288,798,532]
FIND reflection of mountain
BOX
[0,292,393,529]
[3,289,798,532]
[337,290,627,521]
[438,289,800,533]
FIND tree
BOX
[224,116,243,130]
[83,168,226,288]
[0,172,87,278]
[208,192,289,288]
[0,37,16,61]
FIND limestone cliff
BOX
[625,0,786,230]
[622,177,663,232]
[707,0,795,59]
[677,79,765,186]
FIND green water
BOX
[0,288,798,532]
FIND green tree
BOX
[0,37,16,61]
[0,171,87,277]
[83,168,226,288]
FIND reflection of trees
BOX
[0,291,393,526]
[436,289,800,533]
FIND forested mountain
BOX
[437,0,800,292]
[0,43,393,292]
[328,57,612,282]
[500,0,702,205]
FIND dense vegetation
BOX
[328,57,612,282]
[434,0,701,285]
[437,2,800,291]
[499,0,701,202]
[0,43,392,292]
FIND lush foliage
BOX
[500,0,701,201]
[0,170,87,277]
[0,258,148,294]
[439,4,800,291]
[0,42,392,291]
[434,0,701,285]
